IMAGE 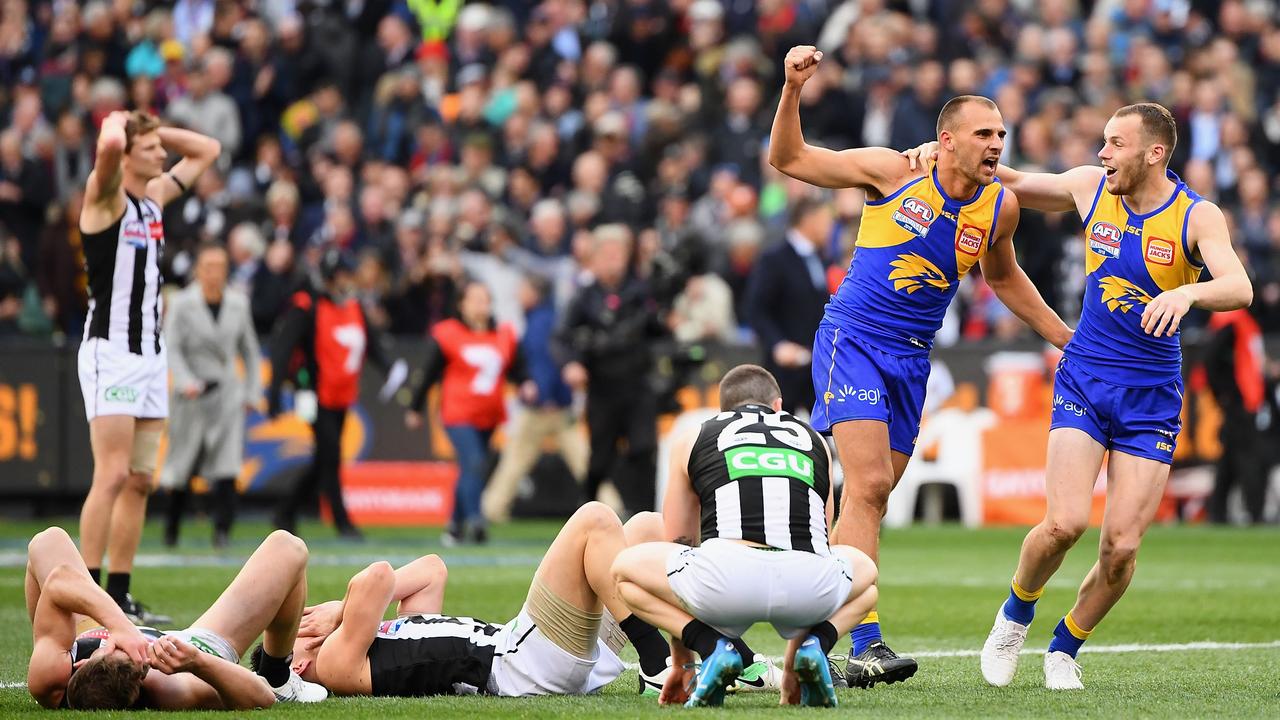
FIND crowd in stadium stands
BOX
[2,0,1280,353]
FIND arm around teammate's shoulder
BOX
[996,164,1103,215]
[981,191,1074,349]
[1183,201,1253,311]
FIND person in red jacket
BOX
[406,280,532,545]
[269,250,405,541]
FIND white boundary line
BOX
[4,641,1277,691]
[618,639,1280,670]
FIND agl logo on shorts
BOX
[725,446,815,486]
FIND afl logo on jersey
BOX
[122,220,148,248]
[956,225,985,256]
[1089,222,1122,258]
[1146,237,1174,266]
[892,197,936,236]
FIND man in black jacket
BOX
[557,224,667,515]
[745,197,834,415]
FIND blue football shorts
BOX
[1049,356,1183,465]
[809,322,930,456]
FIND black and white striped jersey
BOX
[82,193,165,356]
[366,614,501,697]
[687,404,832,555]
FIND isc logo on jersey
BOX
[1089,222,1122,259]
[726,446,814,486]
[1146,238,1174,266]
[956,225,985,256]
[892,197,936,236]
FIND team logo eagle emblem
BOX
[1098,276,1153,313]
[888,253,950,294]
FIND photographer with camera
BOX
[556,224,668,516]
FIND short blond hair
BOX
[124,111,161,153]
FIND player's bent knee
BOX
[1098,536,1140,576]
[266,529,309,564]
[1043,518,1087,548]
[575,500,621,532]
[623,512,664,544]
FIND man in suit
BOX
[160,242,262,548]
[745,196,834,415]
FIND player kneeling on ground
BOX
[284,503,674,698]
[25,527,326,710]
[612,364,879,708]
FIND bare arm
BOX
[29,564,151,707]
[298,554,447,649]
[903,140,1103,215]
[315,562,396,694]
[994,164,1103,215]
[146,127,221,208]
[144,638,275,710]
[979,192,1074,349]
[662,427,700,546]
[1141,202,1254,337]
[768,46,911,194]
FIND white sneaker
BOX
[981,609,1029,687]
[639,656,673,696]
[272,670,329,703]
[1043,651,1084,690]
[731,653,783,692]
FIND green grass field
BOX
[2,518,1277,718]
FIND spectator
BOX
[557,224,667,514]
[406,280,529,545]
[1204,309,1269,525]
[744,196,833,416]
[165,50,242,162]
[483,275,589,523]
[250,240,298,337]
[36,193,88,337]
[0,129,53,271]
[159,243,261,549]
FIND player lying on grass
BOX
[284,503,677,698]
[25,527,326,710]
[611,365,880,708]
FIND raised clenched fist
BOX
[784,46,823,88]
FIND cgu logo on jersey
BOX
[889,252,950,294]
[1146,237,1174,266]
[1089,222,1122,259]
[725,446,815,487]
[1098,276,1153,313]
[956,225,985,256]
[892,197,936,236]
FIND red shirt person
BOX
[407,280,531,545]
[269,250,404,540]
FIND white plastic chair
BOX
[881,407,995,528]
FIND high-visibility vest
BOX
[407,0,462,41]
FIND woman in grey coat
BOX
[161,242,262,547]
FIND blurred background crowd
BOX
[2,0,1280,526]
[3,0,1280,346]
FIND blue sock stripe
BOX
[1047,618,1087,658]
[849,622,882,656]
[1002,586,1037,626]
